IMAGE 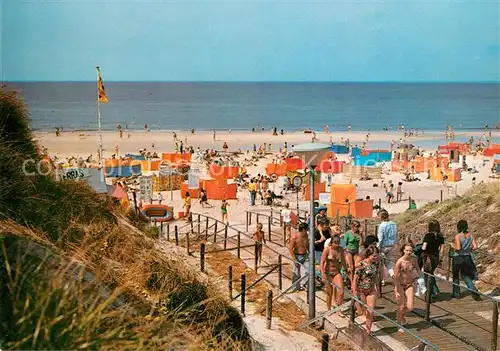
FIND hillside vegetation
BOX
[0,90,250,350]
[396,182,500,288]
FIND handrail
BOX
[177,213,440,350]
[324,276,439,350]
[232,264,280,301]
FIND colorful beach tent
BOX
[331,144,349,154]
[106,184,127,199]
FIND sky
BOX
[2,0,499,82]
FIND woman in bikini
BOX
[353,246,380,334]
[394,243,420,329]
[320,235,347,312]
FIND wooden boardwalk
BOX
[165,212,498,350]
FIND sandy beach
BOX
[35,128,500,221]
[35,129,499,160]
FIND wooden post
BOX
[278,255,283,291]
[254,242,259,272]
[160,222,163,235]
[214,221,218,243]
[364,219,367,236]
[440,190,443,202]
[378,198,382,209]
[266,290,273,329]
[174,225,179,246]
[492,301,499,351]
[241,274,246,315]
[249,212,252,226]
[197,214,201,234]
[205,217,209,239]
[190,218,194,233]
[283,224,287,246]
[246,211,249,233]
[186,231,190,255]
[349,297,356,324]
[237,231,241,259]
[228,266,233,299]
[166,223,170,241]
[256,213,259,224]
[408,196,412,210]
[268,219,272,242]
[132,191,138,214]
[375,225,379,236]
[200,243,205,272]
[321,333,329,351]
[270,208,273,224]
[447,249,452,281]
[154,218,157,228]
[424,276,433,321]
[224,225,228,250]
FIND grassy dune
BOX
[0,90,250,350]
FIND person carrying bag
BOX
[451,219,481,301]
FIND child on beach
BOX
[183,192,191,221]
[221,199,229,224]
[253,223,266,267]
[396,182,403,202]
[386,183,394,203]
[200,188,210,207]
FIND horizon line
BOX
[3,80,500,84]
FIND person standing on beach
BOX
[183,191,192,221]
[213,130,216,141]
[157,192,163,205]
[253,223,266,267]
[248,179,257,206]
[220,199,229,224]
[200,188,210,208]
[281,203,293,243]
[290,222,310,291]
[396,182,403,202]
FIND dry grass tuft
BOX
[0,88,251,350]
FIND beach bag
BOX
[421,253,433,273]
[415,276,427,297]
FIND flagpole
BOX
[96,66,104,166]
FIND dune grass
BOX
[0,89,251,350]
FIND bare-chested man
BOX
[289,222,310,291]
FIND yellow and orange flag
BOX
[97,67,108,103]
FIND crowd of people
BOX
[284,209,481,334]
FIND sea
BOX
[6,82,500,132]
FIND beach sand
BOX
[36,129,500,220]
[35,129,497,160]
